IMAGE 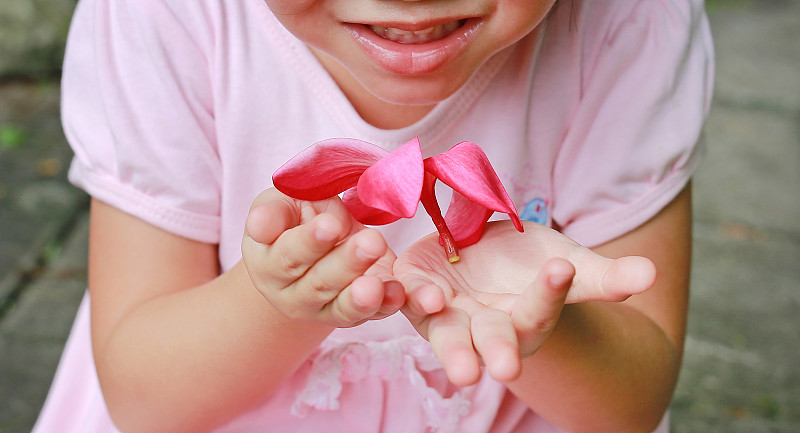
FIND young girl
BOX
[34,0,713,432]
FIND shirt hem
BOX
[68,162,221,244]
[560,153,701,248]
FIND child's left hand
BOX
[394,220,656,386]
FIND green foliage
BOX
[0,124,28,149]
[752,394,781,420]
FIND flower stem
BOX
[420,179,460,263]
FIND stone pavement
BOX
[0,1,798,432]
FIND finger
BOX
[512,258,573,357]
[289,227,387,314]
[241,197,300,273]
[364,251,406,318]
[323,274,387,326]
[329,277,405,325]
[470,309,521,382]
[258,212,349,289]
[566,248,656,303]
[245,188,364,245]
[319,248,403,326]
[601,256,657,299]
[245,198,298,245]
[376,279,406,319]
[427,308,482,386]
[398,274,447,324]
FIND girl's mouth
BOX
[344,18,481,75]
[369,20,467,45]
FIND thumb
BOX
[566,249,656,303]
[245,198,298,245]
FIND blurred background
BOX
[0,0,797,432]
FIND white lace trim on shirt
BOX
[291,336,471,433]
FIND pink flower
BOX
[272,137,523,262]
[422,141,524,261]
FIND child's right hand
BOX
[241,188,405,328]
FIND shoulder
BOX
[541,0,711,89]
[549,0,708,48]
[106,0,253,47]
[571,0,706,25]
[79,0,220,50]
[92,0,282,68]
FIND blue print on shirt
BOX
[521,198,548,225]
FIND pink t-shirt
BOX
[34,0,713,432]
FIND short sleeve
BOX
[62,0,221,243]
[551,0,714,247]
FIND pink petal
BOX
[424,142,523,233]
[443,191,494,247]
[356,137,424,219]
[342,188,402,225]
[272,138,388,200]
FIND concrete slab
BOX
[1,215,88,339]
[708,0,800,113]
[0,336,70,433]
[670,1,800,431]
[672,221,800,433]
[0,83,88,310]
[0,214,88,433]
[694,104,800,232]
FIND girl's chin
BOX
[359,72,469,106]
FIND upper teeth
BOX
[370,21,463,44]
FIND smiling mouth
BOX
[369,20,468,44]
[344,18,481,75]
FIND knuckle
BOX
[323,299,354,327]
[328,294,372,328]
[276,248,307,279]
[332,302,355,326]
[529,317,557,335]
[303,272,338,302]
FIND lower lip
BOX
[343,20,482,75]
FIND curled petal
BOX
[424,142,523,233]
[273,138,388,200]
[444,191,494,247]
[342,188,402,226]
[357,138,424,219]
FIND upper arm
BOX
[88,198,220,352]
[590,183,693,354]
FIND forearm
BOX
[95,261,333,433]
[506,301,680,433]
